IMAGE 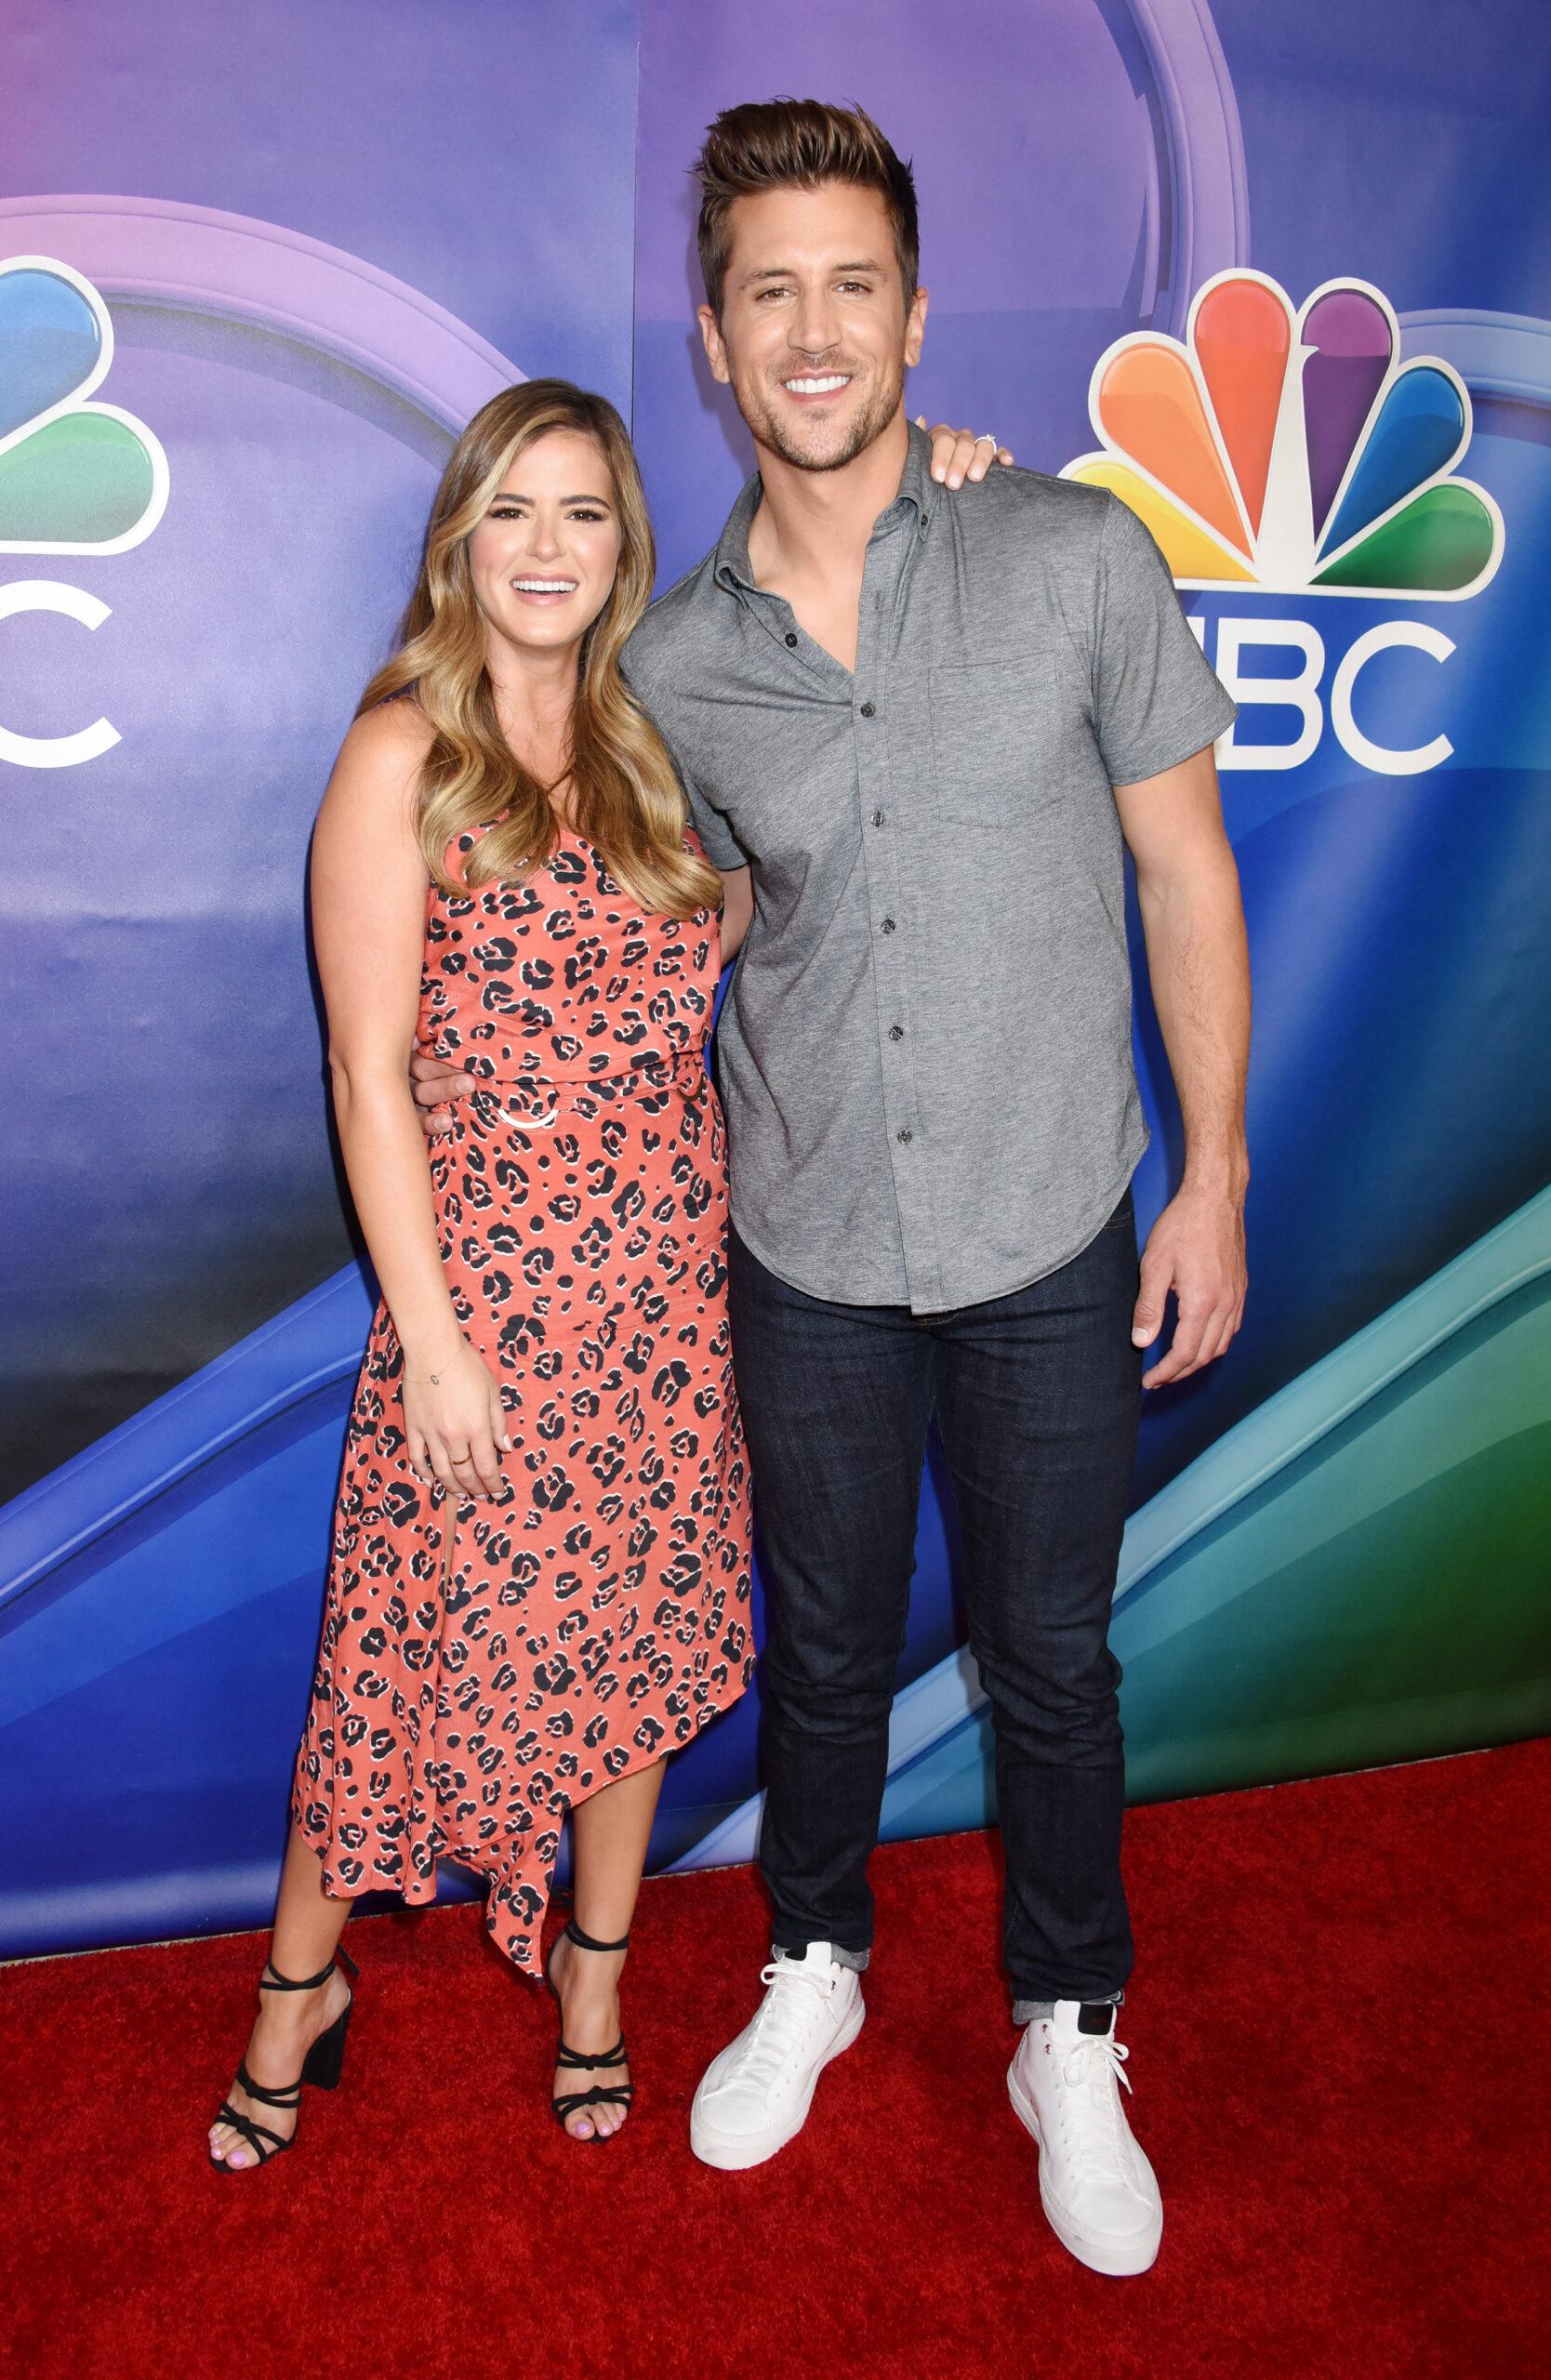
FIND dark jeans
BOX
[729,1194,1142,2006]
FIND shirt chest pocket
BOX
[928,654,1091,831]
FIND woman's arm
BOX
[719,864,754,963]
[312,706,507,1500]
[916,417,1014,487]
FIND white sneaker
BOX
[690,1944,866,2171]
[1007,2002,1163,2276]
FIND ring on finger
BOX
[974,431,998,446]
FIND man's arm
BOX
[1114,742,1251,1389]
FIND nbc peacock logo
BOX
[0,255,168,769]
[1063,270,1502,600]
[0,255,167,553]
[1063,271,1505,776]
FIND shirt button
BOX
[880,917,896,934]
[896,1128,913,1144]
[871,808,885,827]
[785,631,798,648]
[889,1025,904,1041]
[859,700,876,718]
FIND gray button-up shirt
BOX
[621,423,1237,1315]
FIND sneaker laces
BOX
[1054,2032,1133,2188]
[726,1960,837,2093]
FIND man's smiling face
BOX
[700,181,928,473]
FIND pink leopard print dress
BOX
[292,823,754,1973]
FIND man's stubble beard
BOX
[743,348,908,474]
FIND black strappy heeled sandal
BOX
[209,1942,359,2173]
[544,1919,633,2142]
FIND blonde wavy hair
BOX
[359,379,722,918]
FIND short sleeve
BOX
[619,632,749,869]
[1091,493,1238,785]
[678,760,749,870]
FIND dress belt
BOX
[453,1043,709,1129]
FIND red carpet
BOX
[4,1742,1548,2380]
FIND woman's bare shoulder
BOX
[337,694,436,779]
[317,699,434,864]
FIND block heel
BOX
[300,1992,353,2091]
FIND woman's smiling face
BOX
[467,428,624,659]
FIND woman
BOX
[208,382,1002,2167]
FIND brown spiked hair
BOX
[694,99,920,322]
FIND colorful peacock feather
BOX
[0,256,168,554]
[1063,271,1503,600]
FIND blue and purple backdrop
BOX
[3,0,1548,1957]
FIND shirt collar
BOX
[713,417,942,596]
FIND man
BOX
[419,100,1248,2276]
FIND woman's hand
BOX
[403,1340,510,1501]
[919,417,1015,488]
